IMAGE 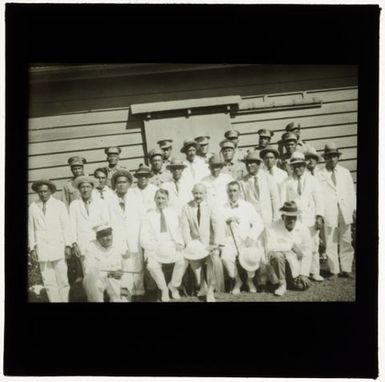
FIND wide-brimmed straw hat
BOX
[183,240,209,261]
[154,240,178,264]
[31,179,57,193]
[180,139,200,154]
[74,176,95,189]
[166,158,187,170]
[322,142,342,158]
[305,146,320,161]
[241,151,262,163]
[259,145,280,159]
[289,151,306,165]
[239,247,264,272]
[133,165,153,178]
[208,154,225,167]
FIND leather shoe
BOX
[339,272,352,278]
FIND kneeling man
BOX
[83,224,125,302]
[221,181,265,294]
[140,189,187,302]
[265,201,312,296]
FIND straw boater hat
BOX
[74,176,95,189]
[180,139,200,154]
[289,151,307,166]
[208,154,225,167]
[154,240,178,264]
[322,142,342,158]
[239,246,265,272]
[305,146,320,161]
[166,158,187,171]
[257,129,274,138]
[110,170,133,189]
[31,179,57,193]
[242,151,262,163]
[184,240,209,261]
[259,145,280,159]
[279,201,300,216]
[285,122,301,132]
[133,165,153,177]
[104,146,121,155]
[68,156,87,166]
[157,139,173,149]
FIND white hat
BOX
[289,151,306,165]
[92,223,112,234]
[154,240,178,264]
[238,247,263,272]
[183,240,209,261]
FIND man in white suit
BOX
[265,201,313,296]
[83,224,125,303]
[140,189,187,302]
[239,151,280,225]
[161,159,192,215]
[92,167,114,202]
[108,170,144,296]
[202,155,233,208]
[28,179,71,302]
[69,176,110,268]
[181,139,210,184]
[260,145,288,188]
[221,181,265,295]
[181,183,225,302]
[316,143,356,278]
[280,151,325,282]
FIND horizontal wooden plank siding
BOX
[233,86,357,184]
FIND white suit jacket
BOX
[239,171,280,225]
[129,184,158,217]
[265,219,312,276]
[182,156,210,185]
[140,207,184,256]
[263,166,288,188]
[92,186,115,203]
[181,200,225,249]
[28,197,71,262]
[161,178,193,215]
[316,164,356,227]
[202,173,234,208]
[83,240,122,276]
[280,172,324,227]
[69,198,110,254]
[107,192,142,254]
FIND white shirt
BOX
[202,173,234,207]
[128,183,158,216]
[161,177,193,215]
[263,165,288,187]
[92,185,114,203]
[183,156,210,185]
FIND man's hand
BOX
[65,246,72,260]
[30,249,38,262]
[292,244,303,260]
[72,243,81,258]
[315,215,324,231]
[226,216,239,225]
[108,270,123,280]
[210,247,220,257]
[175,243,184,252]
[294,275,311,290]
[122,249,131,260]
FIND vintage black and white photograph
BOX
[27,64,357,303]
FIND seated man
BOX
[181,183,225,302]
[221,181,265,294]
[82,224,125,302]
[265,201,313,296]
[140,189,187,302]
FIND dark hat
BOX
[110,170,133,189]
[281,132,298,143]
[322,142,342,158]
[257,129,274,138]
[305,146,320,161]
[259,145,280,159]
[134,165,153,178]
[285,122,301,132]
[166,158,187,170]
[157,139,173,149]
[148,148,165,160]
[242,151,262,163]
[220,139,235,150]
[74,176,95,189]
[279,201,300,216]
[31,179,57,193]
[180,139,199,154]
[224,129,240,139]
[208,154,225,167]
[289,151,306,165]
[104,146,122,155]
[195,136,210,145]
[68,156,87,166]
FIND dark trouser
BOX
[270,252,295,286]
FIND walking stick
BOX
[100,270,140,274]
[228,222,242,291]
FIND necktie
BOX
[175,180,179,195]
[310,169,314,176]
[42,202,46,215]
[297,176,302,195]
[197,203,201,226]
[254,175,260,199]
[269,168,273,175]
[160,209,167,233]
[84,201,90,216]
[119,198,125,212]
[331,169,337,186]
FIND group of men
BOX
[28,121,356,302]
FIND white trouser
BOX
[83,268,122,302]
[309,225,321,276]
[147,257,187,291]
[121,250,145,295]
[325,209,354,274]
[39,259,69,303]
